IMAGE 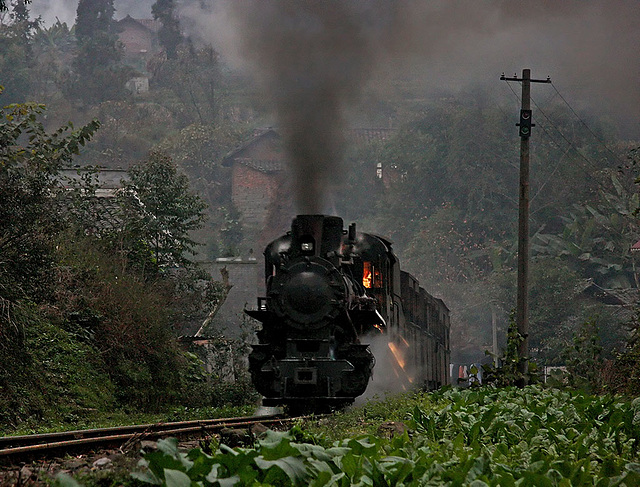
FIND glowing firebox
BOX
[362,262,382,289]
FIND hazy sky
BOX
[31,0,155,25]
[30,0,639,137]
[29,0,640,210]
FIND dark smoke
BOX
[224,1,401,214]
[185,0,639,213]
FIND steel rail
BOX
[0,414,297,459]
[0,414,282,449]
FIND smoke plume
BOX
[180,0,639,214]
[355,332,418,405]
[218,1,402,214]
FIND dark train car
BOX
[246,214,449,411]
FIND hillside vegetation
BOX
[0,101,257,434]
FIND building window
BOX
[376,162,383,179]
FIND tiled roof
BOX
[136,18,162,33]
[223,127,396,173]
[117,16,161,33]
[350,128,395,144]
[235,158,283,173]
[222,128,281,173]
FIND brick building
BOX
[116,16,162,75]
[222,127,396,249]
[222,128,291,248]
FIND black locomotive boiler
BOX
[246,214,450,411]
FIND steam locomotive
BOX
[246,214,450,411]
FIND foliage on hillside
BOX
[2,0,640,437]
[348,96,637,365]
[0,0,258,430]
[0,100,256,432]
[125,386,640,486]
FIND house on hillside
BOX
[59,167,129,234]
[117,15,162,75]
[222,128,290,248]
[350,128,398,187]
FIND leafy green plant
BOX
[409,387,640,486]
[129,387,640,486]
[116,150,208,274]
[563,318,605,393]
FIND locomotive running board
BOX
[244,308,271,322]
[348,308,386,327]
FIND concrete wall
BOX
[199,257,262,337]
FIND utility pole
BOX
[500,69,550,386]
[491,304,498,367]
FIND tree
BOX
[152,0,182,60]
[0,94,98,408]
[69,0,130,105]
[155,122,249,257]
[608,145,640,396]
[30,20,76,101]
[361,95,628,365]
[149,41,222,124]
[74,0,113,40]
[0,95,99,303]
[118,151,207,272]
[534,170,640,290]
[0,0,40,103]
[0,0,17,11]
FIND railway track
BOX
[0,413,298,461]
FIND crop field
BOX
[116,386,640,486]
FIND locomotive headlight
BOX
[301,242,314,251]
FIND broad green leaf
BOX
[131,468,163,485]
[53,473,83,487]
[254,456,308,484]
[210,475,241,487]
[163,469,192,487]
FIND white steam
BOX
[355,332,417,406]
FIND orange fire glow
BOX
[388,342,405,369]
[363,262,372,288]
[388,340,414,385]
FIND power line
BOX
[504,80,605,208]
[550,81,626,165]
[531,94,619,170]
[506,79,624,171]
[500,77,635,262]
[529,99,634,246]
[531,99,604,172]
[506,78,626,202]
